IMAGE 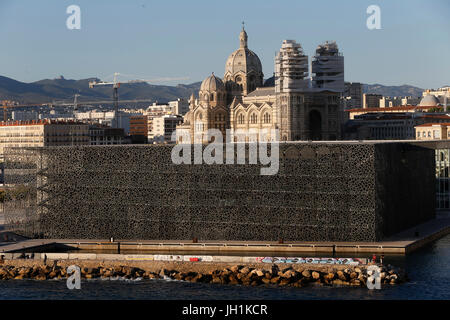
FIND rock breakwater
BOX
[0,261,408,287]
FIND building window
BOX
[238,114,245,125]
[250,113,258,124]
[263,112,271,124]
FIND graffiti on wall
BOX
[256,257,366,265]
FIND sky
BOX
[0,0,449,89]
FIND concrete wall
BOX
[3,142,435,241]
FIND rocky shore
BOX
[0,259,408,287]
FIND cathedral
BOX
[176,25,345,143]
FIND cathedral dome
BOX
[225,48,263,77]
[225,48,263,80]
[200,73,225,93]
[419,94,440,107]
[199,73,226,107]
[224,25,264,97]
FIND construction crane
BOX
[89,72,188,128]
[1,100,53,122]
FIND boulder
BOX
[281,267,293,274]
[324,272,335,281]
[279,278,291,286]
[230,265,241,273]
[270,276,280,284]
[255,270,265,277]
[174,273,183,281]
[333,279,349,286]
[312,271,321,280]
[337,270,347,281]
[240,267,251,275]
[236,273,246,280]
[159,268,169,277]
[350,279,361,286]
[35,274,47,281]
[228,274,239,285]
[282,269,296,279]
[211,276,221,284]
[301,270,311,278]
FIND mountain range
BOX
[0,75,425,105]
[361,83,424,98]
[0,75,202,105]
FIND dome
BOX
[200,73,225,92]
[224,25,264,96]
[225,47,263,77]
[419,95,440,106]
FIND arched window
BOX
[263,112,271,124]
[250,113,258,124]
[210,93,214,101]
[238,114,245,125]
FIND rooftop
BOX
[415,122,450,127]
[346,106,438,112]
[0,119,88,127]
[246,87,276,97]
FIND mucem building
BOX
[3,142,435,242]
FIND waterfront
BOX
[0,234,449,300]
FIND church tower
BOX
[274,40,309,141]
[224,24,264,102]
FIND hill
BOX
[0,75,426,104]
[362,83,423,97]
[0,75,201,104]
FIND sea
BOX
[0,234,449,300]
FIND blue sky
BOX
[0,0,449,89]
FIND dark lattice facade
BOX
[3,142,435,241]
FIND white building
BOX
[275,40,309,92]
[312,41,345,92]
[423,86,450,97]
[11,111,39,121]
[149,114,183,143]
[0,119,89,159]
[74,111,136,135]
[145,99,189,116]
[169,99,189,115]
[379,96,402,108]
